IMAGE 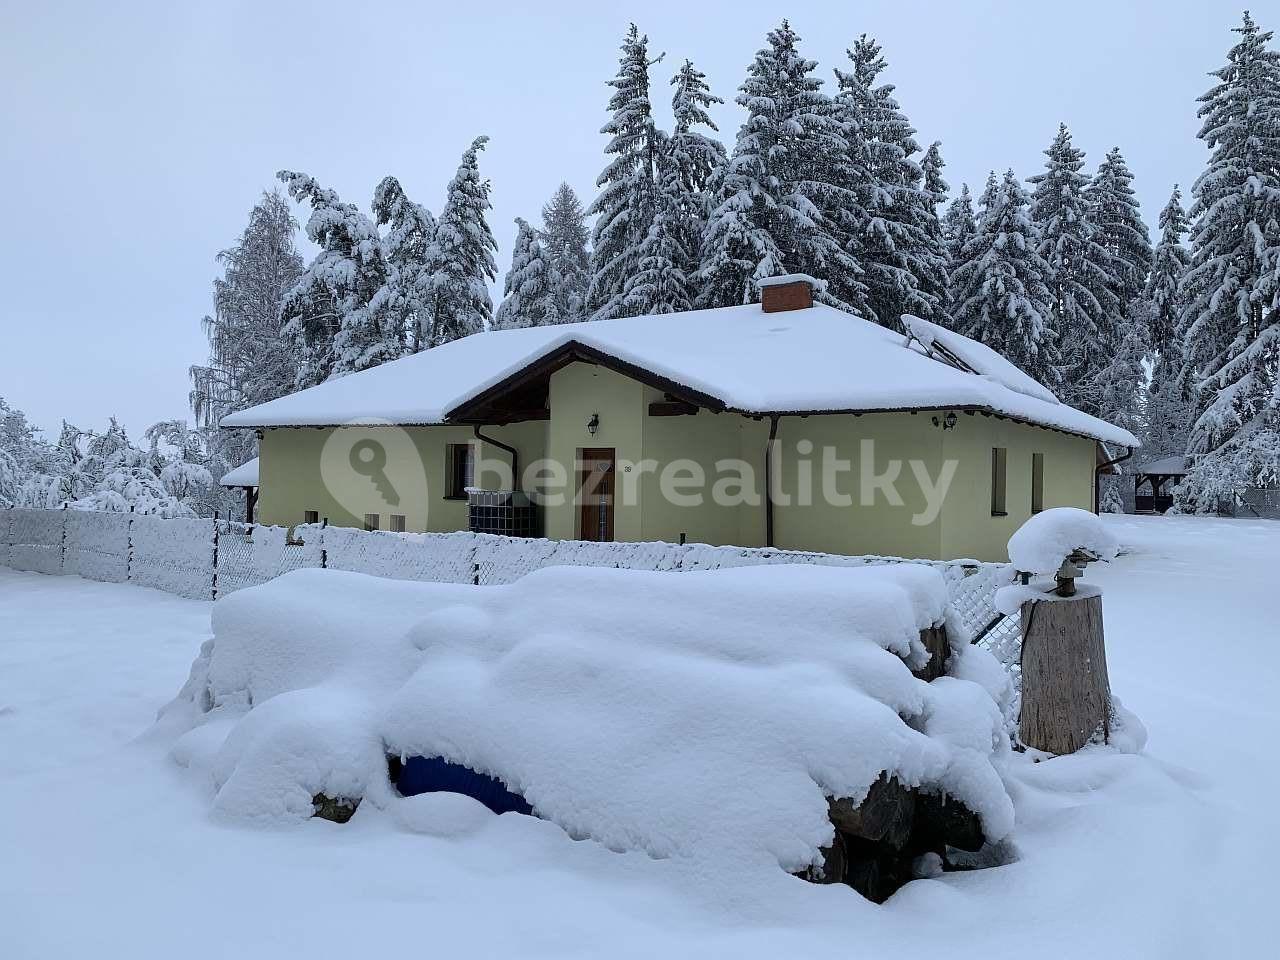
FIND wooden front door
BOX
[577,448,615,542]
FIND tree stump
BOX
[1018,594,1111,754]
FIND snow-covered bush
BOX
[165,563,1015,877]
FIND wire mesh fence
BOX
[1,507,1023,676]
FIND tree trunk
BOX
[1018,594,1111,755]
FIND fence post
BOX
[211,512,220,601]
[126,505,135,583]
[59,502,68,575]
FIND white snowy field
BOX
[0,515,1276,959]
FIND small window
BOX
[991,447,1008,516]
[1031,453,1044,514]
[363,513,380,531]
[445,443,474,499]
[303,510,319,525]
[390,514,406,533]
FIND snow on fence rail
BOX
[0,507,1020,669]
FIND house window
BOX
[445,443,474,499]
[390,514,406,533]
[991,447,1008,516]
[1031,453,1044,514]
[304,510,319,525]
[364,513,380,531]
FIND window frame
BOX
[444,442,475,500]
[990,447,1008,516]
[1031,452,1044,514]
[303,510,319,525]
[363,513,380,531]
[389,514,406,533]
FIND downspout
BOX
[473,425,519,492]
[765,415,781,547]
[1094,444,1133,514]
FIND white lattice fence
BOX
[63,510,130,583]
[0,508,11,568]
[0,508,1024,687]
[473,535,685,585]
[321,527,476,584]
[129,515,216,600]
[5,507,65,575]
[215,522,325,596]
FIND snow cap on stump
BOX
[756,274,824,312]
[1007,507,1119,576]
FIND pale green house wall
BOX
[256,420,546,532]
[939,414,1096,561]
[252,359,1099,562]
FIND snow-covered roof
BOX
[220,304,1139,447]
[219,457,259,488]
[1135,454,1188,475]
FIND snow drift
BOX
[165,563,1015,876]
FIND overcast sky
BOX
[0,0,1255,440]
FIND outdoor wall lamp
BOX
[932,411,958,430]
[587,413,600,436]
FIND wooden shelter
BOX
[1132,455,1188,513]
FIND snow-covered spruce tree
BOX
[699,21,861,311]
[669,60,727,205]
[663,59,727,308]
[277,172,399,384]
[371,176,437,353]
[833,36,948,326]
[951,170,1059,387]
[1086,147,1152,319]
[1148,186,1192,349]
[1143,186,1194,457]
[188,191,303,513]
[624,131,695,315]
[625,60,728,316]
[922,141,948,215]
[921,140,953,319]
[540,183,591,322]
[942,184,978,272]
[1028,124,1119,413]
[587,25,663,320]
[494,218,551,329]
[1176,12,1280,511]
[420,137,499,345]
[1094,304,1150,441]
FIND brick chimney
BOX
[757,274,819,312]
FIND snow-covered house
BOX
[221,277,1137,562]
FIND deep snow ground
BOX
[0,515,1276,959]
